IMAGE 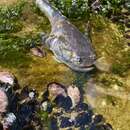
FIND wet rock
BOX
[30,46,45,58]
[20,86,29,99]
[67,85,81,108]
[0,89,8,113]
[50,117,59,130]
[54,95,72,111]
[76,103,89,112]
[75,112,92,127]
[0,123,3,130]
[92,114,105,124]
[22,125,35,130]
[79,126,86,130]
[41,101,52,113]
[20,86,38,103]
[47,82,67,100]
[60,117,74,128]
[2,113,16,129]
[67,128,72,130]
[90,123,113,130]
[41,101,48,111]
[95,57,111,72]
[0,71,16,86]
[70,111,78,122]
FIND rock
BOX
[94,57,111,72]
[41,101,48,111]
[20,87,37,101]
[0,89,8,113]
[67,85,81,108]
[30,46,45,58]
[0,71,16,86]
[50,117,58,130]
[92,114,105,124]
[70,111,78,122]
[60,117,74,128]
[79,126,86,130]
[75,112,92,127]
[2,113,16,129]
[47,82,67,100]
[41,101,52,113]
[90,123,113,130]
[76,103,89,112]
[54,95,72,111]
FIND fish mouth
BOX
[54,55,95,72]
[65,62,95,72]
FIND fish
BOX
[35,0,96,72]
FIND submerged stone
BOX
[30,46,45,58]
[75,112,92,127]
[0,71,16,86]
[47,82,67,100]
[0,89,8,113]
[41,101,52,113]
[90,123,113,130]
[76,103,89,112]
[60,117,74,128]
[67,85,81,108]
[54,95,72,111]
[50,117,59,130]
[93,114,104,124]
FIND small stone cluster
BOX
[41,82,113,130]
[0,71,113,130]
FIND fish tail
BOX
[36,0,63,25]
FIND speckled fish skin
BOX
[36,0,96,72]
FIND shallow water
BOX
[0,0,130,130]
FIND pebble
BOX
[93,114,104,124]
[30,47,45,58]
[67,85,81,108]
[50,117,58,130]
[76,103,89,112]
[0,89,8,113]
[90,123,113,130]
[75,112,92,127]
[0,71,16,86]
[54,95,72,111]
[60,117,74,128]
[47,82,67,100]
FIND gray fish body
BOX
[36,0,96,72]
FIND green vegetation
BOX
[0,1,43,68]
[49,0,125,19]
[0,1,25,33]
[49,0,90,19]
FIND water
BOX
[0,1,130,130]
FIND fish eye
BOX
[73,56,82,63]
